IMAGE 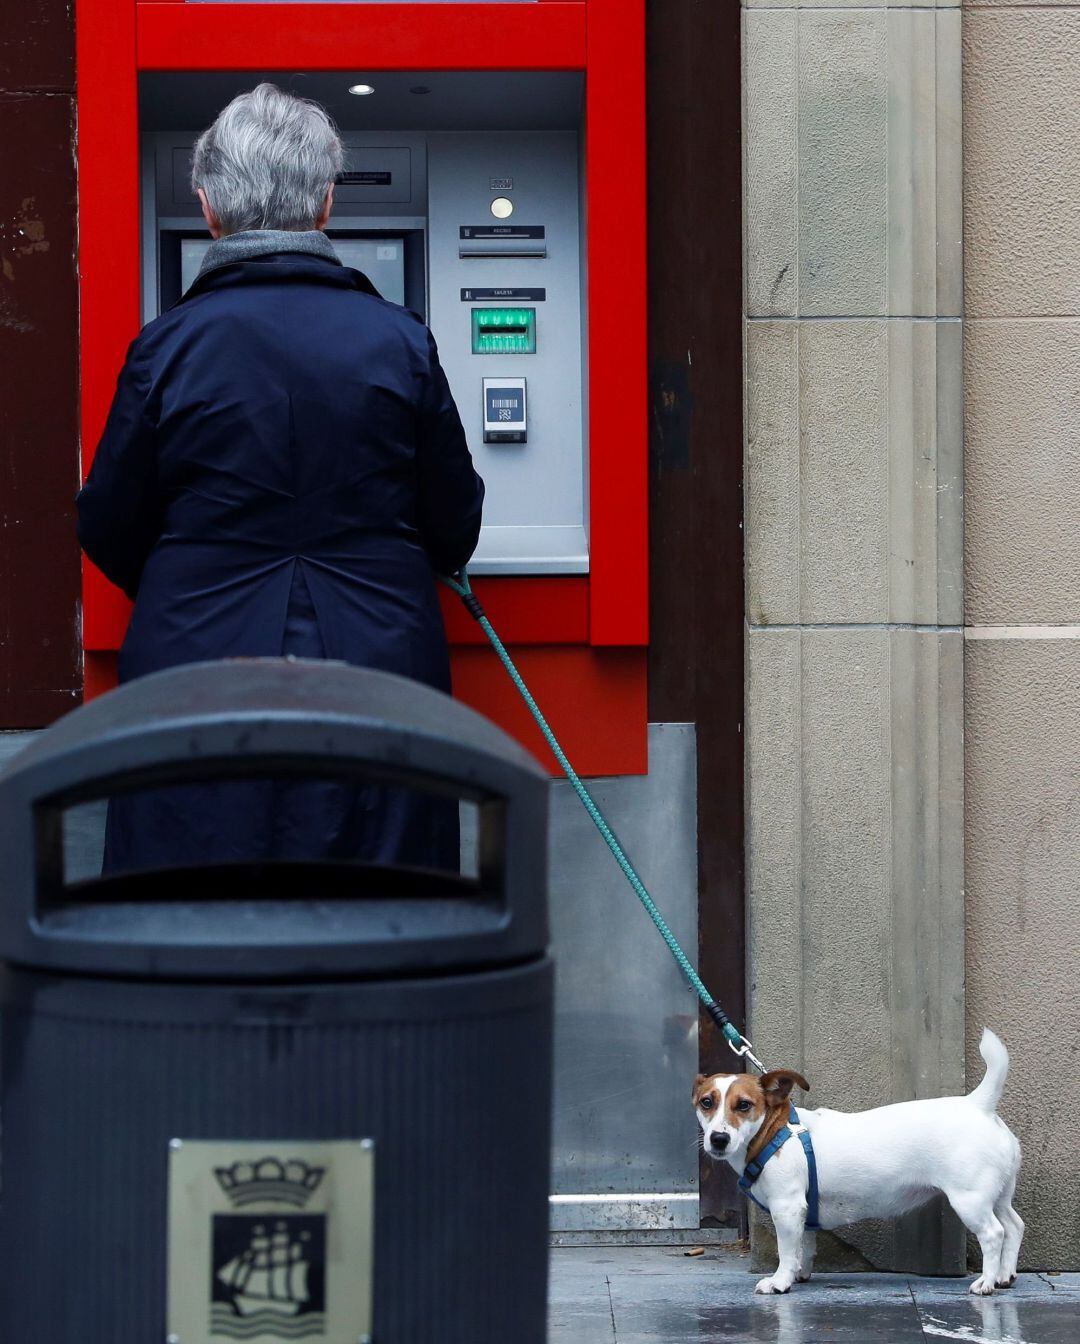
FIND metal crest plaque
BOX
[167,1139,374,1344]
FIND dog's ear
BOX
[760,1070,810,1108]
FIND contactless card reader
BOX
[483,377,528,444]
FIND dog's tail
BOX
[967,1028,1009,1113]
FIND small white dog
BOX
[693,1028,1023,1296]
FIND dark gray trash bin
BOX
[0,659,552,1344]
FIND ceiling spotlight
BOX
[348,84,375,97]
[410,86,432,96]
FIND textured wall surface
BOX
[964,3,1080,1270]
[743,0,967,1273]
[745,6,961,320]
[964,640,1080,1269]
[964,322,1080,625]
[748,628,965,1272]
[749,628,966,1098]
[747,318,962,628]
[964,10,1080,626]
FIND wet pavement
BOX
[549,1246,1080,1343]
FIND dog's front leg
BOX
[797,1229,816,1283]
[755,1199,807,1295]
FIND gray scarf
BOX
[198,228,340,277]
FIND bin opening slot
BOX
[42,771,502,908]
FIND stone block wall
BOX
[742,0,967,1273]
[963,3,1080,1270]
[744,0,1080,1272]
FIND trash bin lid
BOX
[0,660,549,980]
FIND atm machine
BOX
[77,0,690,1244]
[139,72,590,578]
[79,5,648,780]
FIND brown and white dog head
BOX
[692,1070,810,1163]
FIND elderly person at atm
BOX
[77,83,484,875]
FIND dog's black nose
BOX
[710,1132,730,1152]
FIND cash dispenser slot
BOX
[472,308,537,355]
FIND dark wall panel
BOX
[645,0,745,1226]
[0,0,75,92]
[0,3,82,726]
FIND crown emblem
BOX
[214,1157,325,1209]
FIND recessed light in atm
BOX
[348,84,375,97]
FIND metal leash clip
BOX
[725,1030,767,1074]
[707,1005,767,1073]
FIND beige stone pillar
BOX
[963,5,1080,1271]
[742,0,967,1272]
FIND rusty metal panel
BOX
[645,0,746,1228]
[0,83,82,726]
[0,0,74,92]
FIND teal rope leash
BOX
[444,569,766,1073]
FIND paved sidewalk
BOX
[550,1246,1080,1343]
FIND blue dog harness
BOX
[738,1104,820,1230]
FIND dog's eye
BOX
[735,1099,753,1112]
[699,1096,714,1111]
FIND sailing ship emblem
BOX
[209,1159,328,1340]
[211,1215,326,1339]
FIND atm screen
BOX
[179,235,407,306]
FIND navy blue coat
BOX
[78,253,484,873]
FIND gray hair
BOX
[191,83,344,234]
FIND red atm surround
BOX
[77,0,648,776]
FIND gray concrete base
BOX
[550,1246,1080,1342]
[551,1228,741,1249]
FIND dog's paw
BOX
[968,1276,996,1296]
[755,1277,792,1295]
[995,1275,1017,1290]
[796,1271,812,1283]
